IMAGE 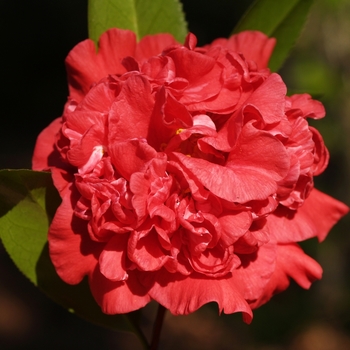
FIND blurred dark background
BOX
[0,0,350,349]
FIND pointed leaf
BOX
[0,170,147,345]
[88,0,188,44]
[233,0,313,71]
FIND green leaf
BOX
[233,0,314,71]
[0,169,59,284]
[88,0,188,44]
[0,170,148,347]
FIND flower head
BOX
[33,28,349,323]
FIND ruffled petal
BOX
[310,126,329,176]
[287,94,326,119]
[172,125,289,202]
[250,243,323,309]
[269,188,349,243]
[128,228,175,271]
[140,270,253,322]
[242,73,286,126]
[218,31,276,69]
[135,33,178,61]
[65,28,136,101]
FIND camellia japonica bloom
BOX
[33,28,349,323]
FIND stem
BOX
[150,304,166,350]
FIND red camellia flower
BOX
[33,28,349,323]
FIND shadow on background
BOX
[1,0,350,349]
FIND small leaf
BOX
[0,170,148,345]
[233,0,314,71]
[88,0,188,44]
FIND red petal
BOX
[90,268,151,314]
[148,87,193,150]
[109,139,157,180]
[217,31,276,69]
[99,235,129,281]
[242,73,286,126]
[219,211,252,246]
[108,74,154,141]
[173,125,289,202]
[66,127,105,170]
[168,46,216,82]
[64,110,105,136]
[48,190,103,284]
[269,188,349,243]
[167,48,223,107]
[66,29,136,101]
[233,242,277,301]
[51,167,74,198]
[185,85,242,114]
[251,243,323,309]
[287,94,326,119]
[128,228,175,271]
[80,78,119,113]
[136,33,178,61]
[141,270,253,321]
[310,127,329,176]
[32,117,62,171]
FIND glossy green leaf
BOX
[0,170,148,347]
[233,0,314,71]
[88,0,188,44]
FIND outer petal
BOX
[90,268,151,314]
[287,94,326,119]
[250,243,323,309]
[32,117,75,198]
[135,33,178,61]
[51,167,74,198]
[232,242,277,301]
[213,31,276,69]
[268,188,349,243]
[32,117,62,171]
[310,126,329,176]
[140,270,253,322]
[49,189,103,284]
[65,29,136,101]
